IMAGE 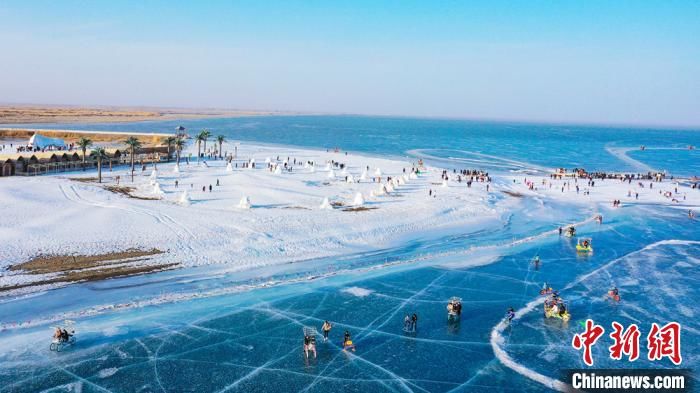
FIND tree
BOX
[195,131,207,162]
[76,137,92,170]
[174,137,186,166]
[164,136,177,162]
[216,135,226,159]
[124,136,142,182]
[90,146,107,183]
[201,129,211,157]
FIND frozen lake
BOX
[1,204,697,392]
[1,117,698,392]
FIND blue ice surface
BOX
[0,117,699,392]
[0,204,698,392]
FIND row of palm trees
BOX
[195,130,226,160]
[75,129,226,183]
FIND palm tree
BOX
[174,137,186,166]
[124,136,142,182]
[216,135,226,159]
[201,129,211,157]
[195,131,207,162]
[76,137,92,169]
[91,146,107,183]
[164,136,177,162]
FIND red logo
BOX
[647,322,682,365]
[609,322,640,361]
[571,320,682,366]
[572,319,605,366]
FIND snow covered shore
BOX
[0,143,504,292]
[1,141,698,296]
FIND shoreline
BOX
[0,104,304,125]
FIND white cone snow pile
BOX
[153,182,164,196]
[149,169,158,185]
[327,169,335,179]
[341,167,348,175]
[325,163,332,171]
[320,197,333,210]
[173,165,180,174]
[442,179,448,188]
[309,165,315,173]
[179,190,190,206]
[374,168,382,177]
[274,165,282,175]
[360,170,368,181]
[238,196,251,209]
[346,174,355,183]
[226,162,233,172]
[353,192,365,206]
[385,182,395,193]
[409,172,418,180]
[400,175,408,184]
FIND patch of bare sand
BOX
[2,249,176,293]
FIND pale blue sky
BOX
[1,1,699,126]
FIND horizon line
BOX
[2,101,699,131]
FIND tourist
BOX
[321,321,332,341]
[506,307,515,323]
[343,331,355,351]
